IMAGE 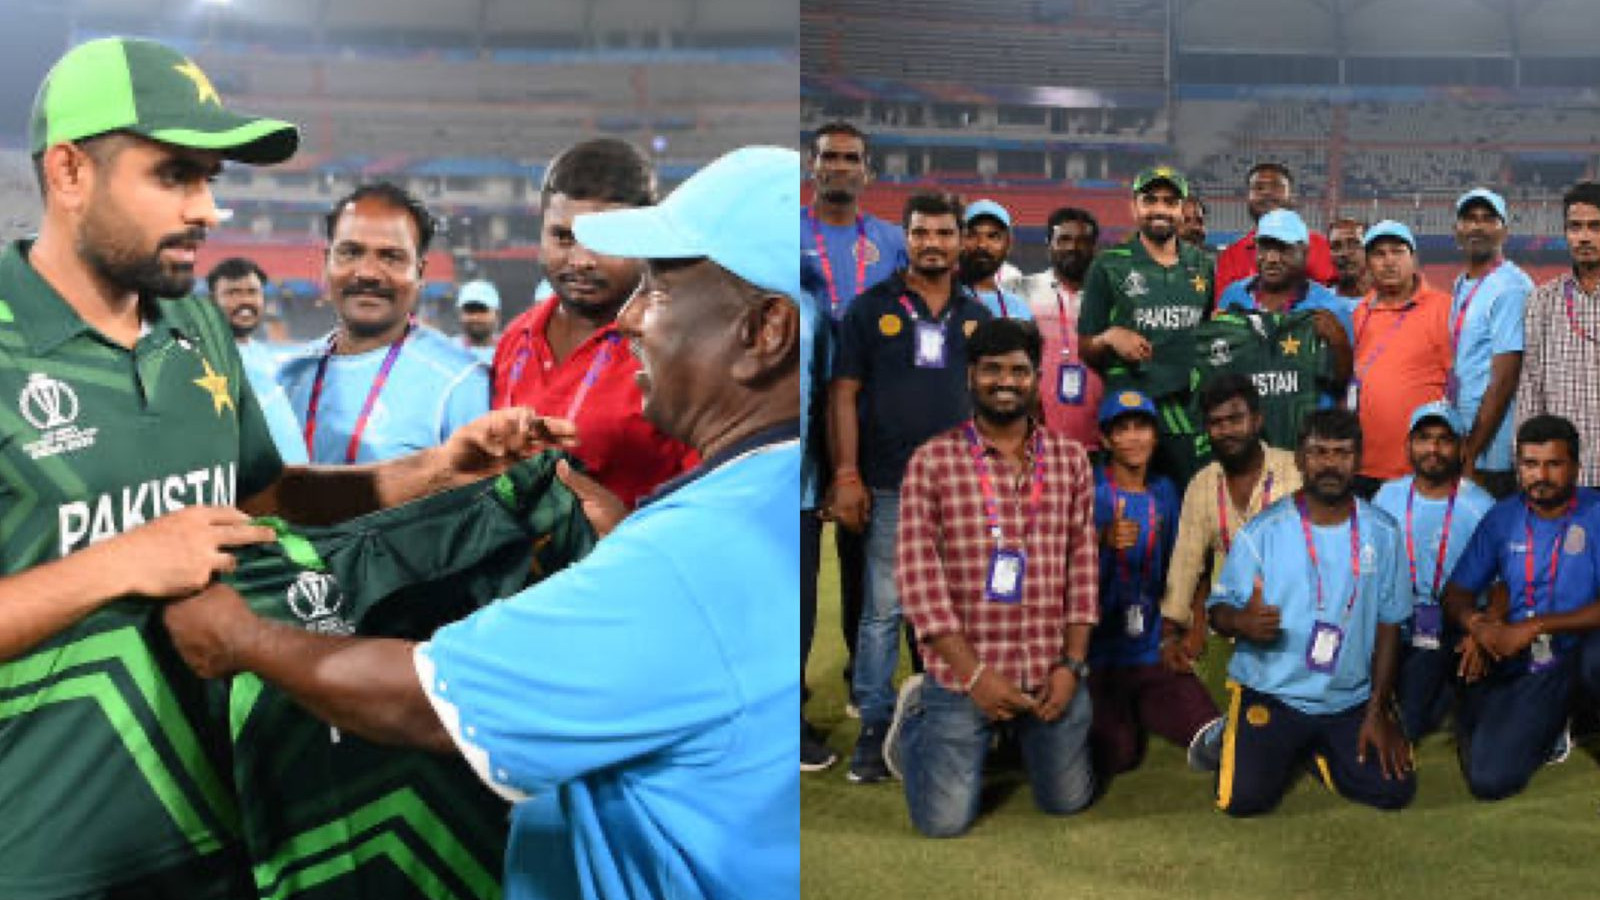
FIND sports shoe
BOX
[1187,716,1225,772]
[801,721,838,773]
[847,723,891,783]
[1547,721,1573,766]
[882,674,922,781]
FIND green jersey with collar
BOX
[1189,309,1334,453]
[220,452,596,900]
[0,241,282,898]
[1078,235,1215,401]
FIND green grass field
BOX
[802,527,1600,900]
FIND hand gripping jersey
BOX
[220,452,596,900]
[1189,310,1335,453]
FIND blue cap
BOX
[963,199,1012,229]
[1409,400,1467,436]
[456,279,500,310]
[1363,220,1416,251]
[572,145,799,300]
[1456,187,1507,222]
[1256,209,1309,245]
[1098,389,1158,427]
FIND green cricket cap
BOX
[29,37,298,164]
[1132,165,1189,199]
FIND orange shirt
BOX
[1351,282,1453,479]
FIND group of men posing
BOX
[800,119,1600,836]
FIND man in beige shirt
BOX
[1160,373,1302,671]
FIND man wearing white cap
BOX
[161,146,802,900]
[455,278,501,363]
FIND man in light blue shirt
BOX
[960,199,1033,320]
[278,182,489,463]
[454,279,501,364]
[1449,188,1534,499]
[1208,408,1414,815]
[1371,401,1495,739]
[206,256,308,464]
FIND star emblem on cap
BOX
[1280,334,1301,356]
[173,60,221,106]
[194,357,234,415]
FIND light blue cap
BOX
[1256,209,1309,245]
[1098,389,1158,427]
[456,279,500,310]
[1456,187,1507,222]
[963,199,1012,229]
[1363,220,1416,251]
[1409,400,1467,436]
[573,145,799,300]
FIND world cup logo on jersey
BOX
[19,373,79,430]
[286,571,354,635]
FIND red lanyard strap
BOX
[1404,481,1458,600]
[304,321,415,464]
[1353,302,1412,383]
[1563,277,1600,345]
[808,210,867,314]
[1218,470,1273,554]
[1295,493,1361,620]
[1053,286,1075,359]
[962,422,1045,548]
[1523,498,1577,614]
[1450,260,1503,353]
[561,333,620,421]
[1109,482,1159,588]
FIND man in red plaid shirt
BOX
[887,318,1099,837]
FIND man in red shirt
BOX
[1215,162,1337,293]
[492,139,696,508]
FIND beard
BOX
[1139,219,1176,244]
[1306,470,1355,505]
[78,214,204,299]
[973,389,1032,426]
[1051,251,1090,283]
[960,250,1002,285]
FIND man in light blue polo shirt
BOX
[1449,188,1534,499]
[1208,408,1414,815]
[1444,414,1600,800]
[1371,401,1495,739]
[960,199,1033,320]
[454,278,502,364]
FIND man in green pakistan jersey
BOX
[0,37,570,900]
[1079,165,1215,485]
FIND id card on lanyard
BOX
[964,423,1046,603]
[1522,499,1577,672]
[1054,286,1086,405]
[900,294,950,369]
[1405,482,1457,650]
[1296,494,1361,674]
[1108,483,1159,638]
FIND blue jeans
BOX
[900,677,1094,838]
[854,488,903,727]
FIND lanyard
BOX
[1404,481,1458,601]
[807,210,867,315]
[304,321,415,464]
[1218,469,1273,554]
[1353,301,1412,383]
[1522,498,1577,614]
[981,289,1009,318]
[1053,285,1076,360]
[1109,482,1159,588]
[1450,260,1504,353]
[501,325,534,409]
[560,333,620,420]
[898,293,951,325]
[962,422,1045,548]
[1295,493,1361,620]
[1563,277,1600,345]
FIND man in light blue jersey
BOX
[1371,401,1494,739]
[960,199,1032,320]
[454,278,501,364]
[803,121,905,320]
[1449,188,1533,499]
[206,256,307,463]
[279,182,488,463]
[163,146,801,900]
[1208,408,1415,815]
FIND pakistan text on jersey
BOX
[1249,371,1301,396]
[57,464,239,556]
[1132,306,1205,331]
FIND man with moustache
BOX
[960,199,1031,320]
[454,278,501,364]
[206,256,308,463]
[1516,181,1600,488]
[493,138,695,508]
[1214,162,1337,293]
[1161,375,1302,675]
[1328,218,1370,303]
[830,191,992,783]
[1448,189,1533,499]
[1371,403,1495,740]
[1349,221,1452,497]
[1218,209,1356,342]
[1208,409,1415,816]
[279,182,489,463]
[1008,206,1103,446]
[1444,415,1600,799]
[889,318,1097,836]
[1079,166,1214,484]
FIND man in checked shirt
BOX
[887,318,1098,837]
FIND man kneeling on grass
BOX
[1207,409,1415,815]
[887,319,1097,837]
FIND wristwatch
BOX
[1053,655,1090,679]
